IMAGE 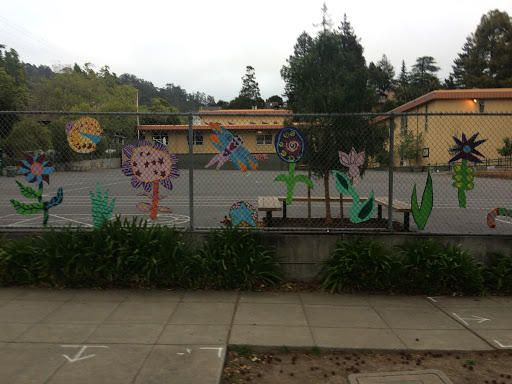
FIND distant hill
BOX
[23,63,216,112]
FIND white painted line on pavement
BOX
[494,340,512,348]
[452,313,491,325]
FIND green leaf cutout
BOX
[333,170,352,194]
[273,174,288,183]
[356,191,375,223]
[10,199,43,215]
[411,171,433,230]
[15,180,42,199]
[295,175,314,189]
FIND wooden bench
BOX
[277,196,362,220]
[374,197,412,231]
[258,195,364,227]
[258,196,282,227]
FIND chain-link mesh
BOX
[0,110,511,234]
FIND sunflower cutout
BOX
[122,141,180,220]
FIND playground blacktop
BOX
[0,287,511,383]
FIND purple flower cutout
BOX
[122,140,180,192]
[339,147,365,178]
[448,132,487,163]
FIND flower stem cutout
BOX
[10,153,63,227]
[487,207,512,228]
[448,133,486,208]
[90,183,116,227]
[273,128,313,205]
[122,141,180,220]
[411,171,433,230]
[332,170,375,223]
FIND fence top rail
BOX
[1,110,512,118]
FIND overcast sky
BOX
[2,0,511,103]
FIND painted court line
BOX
[51,214,92,227]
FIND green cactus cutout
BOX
[332,170,375,223]
[90,183,116,227]
[274,163,314,205]
[411,171,434,230]
[452,159,474,208]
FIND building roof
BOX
[198,109,291,115]
[389,88,512,114]
[138,124,284,131]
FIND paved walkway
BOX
[0,288,511,384]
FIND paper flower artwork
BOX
[332,170,374,224]
[339,147,365,186]
[275,127,306,163]
[10,153,63,227]
[273,127,313,205]
[122,141,180,220]
[448,133,486,208]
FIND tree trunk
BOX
[324,165,332,224]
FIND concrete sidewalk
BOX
[0,288,511,384]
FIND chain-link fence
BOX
[0,110,511,234]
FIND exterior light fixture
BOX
[473,99,478,103]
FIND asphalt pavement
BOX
[1,168,512,234]
[0,287,511,384]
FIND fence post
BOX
[387,114,395,231]
[188,113,194,231]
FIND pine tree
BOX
[239,66,261,105]
[281,15,386,222]
[451,9,512,88]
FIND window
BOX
[152,132,168,145]
[187,131,203,146]
[424,105,428,132]
[400,115,408,136]
[256,133,273,145]
[479,100,485,113]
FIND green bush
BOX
[0,218,283,290]
[396,239,484,295]
[484,253,512,294]
[188,227,283,289]
[320,237,402,292]
[0,217,193,288]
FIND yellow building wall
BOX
[391,99,512,167]
[144,129,278,155]
[141,110,289,155]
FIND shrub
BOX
[188,227,283,289]
[320,237,402,292]
[396,239,484,294]
[484,253,512,294]
[0,217,193,288]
